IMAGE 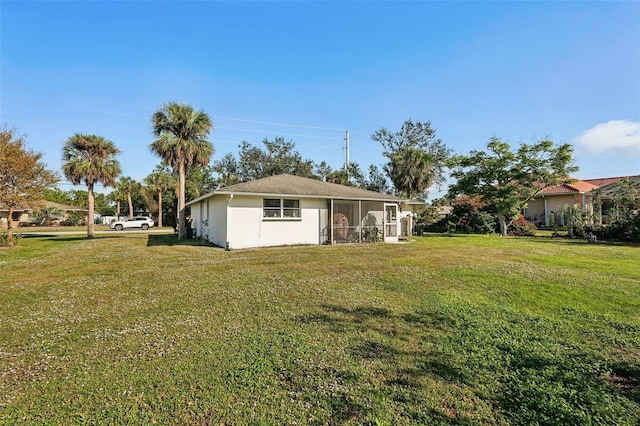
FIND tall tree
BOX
[0,127,59,246]
[448,137,577,236]
[372,119,451,199]
[116,177,140,218]
[62,134,121,238]
[235,137,316,182]
[364,165,390,193]
[144,168,174,228]
[212,153,241,188]
[326,162,365,187]
[108,187,126,219]
[151,102,214,239]
[42,187,74,206]
[315,161,333,182]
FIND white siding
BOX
[205,197,227,248]
[226,195,327,249]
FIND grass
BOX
[1,234,638,424]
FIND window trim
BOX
[262,198,301,220]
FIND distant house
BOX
[187,174,405,249]
[524,176,638,227]
[0,202,88,228]
[0,206,31,229]
[37,202,89,225]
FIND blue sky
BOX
[1,1,639,199]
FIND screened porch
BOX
[322,199,398,244]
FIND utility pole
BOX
[344,130,350,177]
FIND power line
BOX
[2,85,370,135]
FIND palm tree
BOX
[108,187,126,219]
[144,169,174,228]
[150,102,214,239]
[62,134,121,238]
[116,176,140,218]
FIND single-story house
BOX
[590,175,640,200]
[524,175,638,227]
[36,202,89,226]
[187,174,405,249]
[0,206,31,229]
[0,202,88,228]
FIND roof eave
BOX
[187,190,401,204]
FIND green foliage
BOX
[372,119,451,199]
[42,187,74,205]
[151,102,214,239]
[0,231,21,247]
[362,225,381,242]
[143,166,176,228]
[587,215,640,243]
[364,164,390,193]
[448,137,577,236]
[427,197,496,234]
[2,234,638,423]
[444,202,497,234]
[508,216,537,236]
[115,176,142,217]
[62,133,121,238]
[60,211,86,226]
[32,204,63,226]
[215,137,315,184]
[585,178,640,242]
[0,127,60,245]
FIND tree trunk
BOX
[127,191,133,218]
[116,200,120,219]
[6,206,15,246]
[157,189,163,228]
[87,183,95,239]
[177,161,186,239]
[499,216,508,237]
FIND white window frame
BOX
[262,198,301,220]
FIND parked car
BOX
[110,216,155,231]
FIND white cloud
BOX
[574,120,640,156]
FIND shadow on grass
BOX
[527,236,640,248]
[21,235,124,242]
[146,234,219,247]
[296,302,640,423]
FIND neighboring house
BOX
[0,202,88,228]
[589,176,640,220]
[36,202,89,225]
[590,175,640,200]
[524,176,638,227]
[187,174,405,249]
[0,206,31,229]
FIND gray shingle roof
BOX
[188,174,402,204]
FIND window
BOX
[263,198,301,219]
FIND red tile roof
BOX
[583,176,639,188]
[537,181,598,196]
[536,175,638,197]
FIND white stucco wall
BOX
[190,194,400,249]
[226,195,327,249]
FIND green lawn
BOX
[1,234,638,425]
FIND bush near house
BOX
[585,215,640,243]
[508,216,537,236]
[427,198,498,234]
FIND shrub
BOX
[0,231,21,247]
[60,211,86,226]
[586,214,640,242]
[508,216,537,236]
[445,202,497,234]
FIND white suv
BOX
[110,216,155,231]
